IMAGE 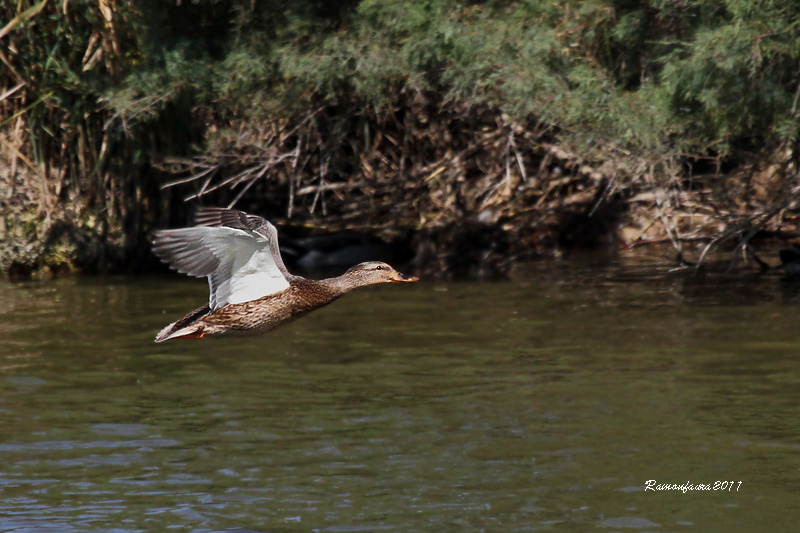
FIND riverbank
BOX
[3,1,800,279]
[3,129,798,280]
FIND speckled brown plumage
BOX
[170,278,342,339]
[153,207,417,342]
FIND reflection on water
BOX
[1,254,800,531]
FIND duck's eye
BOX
[374,265,386,271]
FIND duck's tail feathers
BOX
[154,305,211,342]
[154,322,205,342]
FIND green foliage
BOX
[2,0,799,179]
[58,0,789,165]
[5,0,800,276]
[6,0,800,167]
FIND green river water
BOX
[1,256,799,531]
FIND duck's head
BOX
[344,261,418,286]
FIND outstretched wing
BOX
[152,208,290,310]
[192,207,291,278]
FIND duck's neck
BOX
[315,271,361,297]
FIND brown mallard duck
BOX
[152,207,417,342]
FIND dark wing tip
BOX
[192,206,228,227]
[192,207,271,234]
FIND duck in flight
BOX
[152,207,418,342]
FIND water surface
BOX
[1,256,799,531]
